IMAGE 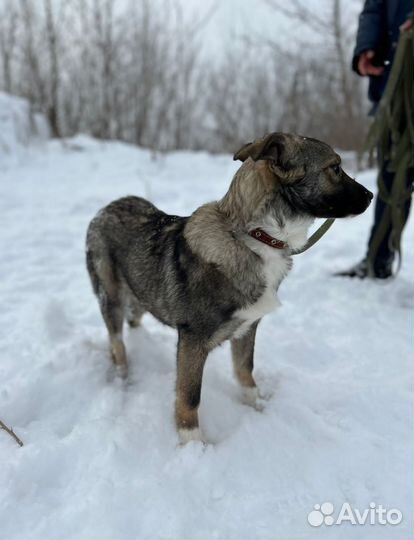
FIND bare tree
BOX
[0,2,18,93]
[262,0,367,149]
[0,0,367,153]
[18,0,48,108]
[44,0,61,136]
[206,49,286,151]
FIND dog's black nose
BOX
[366,190,374,201]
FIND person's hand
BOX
[400,18,413,32]
[357,49,385,76]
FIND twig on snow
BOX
[0,418,24,447]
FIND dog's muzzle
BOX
[365,189,374,203]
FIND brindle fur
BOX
[86,132,373,442]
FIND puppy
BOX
[86,132,373,443]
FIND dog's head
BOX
[233,132,373,218]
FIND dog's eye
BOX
[331,165,341,175]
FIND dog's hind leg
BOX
[231,321,259,407]
[86,248,128,377]
[125,293,145,328]
[175,330,208,443]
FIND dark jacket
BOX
[352,0,414,103]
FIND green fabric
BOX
[366,20,414,275]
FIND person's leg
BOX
[367,162,412,276]
[366,160,395,270]
[335,164,412,279]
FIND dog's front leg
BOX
[175,330,208,444]
[231,321,260,407]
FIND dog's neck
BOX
[219,159,273,225]
[246,213,313,251]
[218,159,313,251]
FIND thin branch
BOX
[263,0,330,32]
[188,0,219,38]
[0,419,24,447]
[240,34,298,61]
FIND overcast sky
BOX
[178,0,362,57]
[184,0,312,55]
[37,0,363,58]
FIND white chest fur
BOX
[233,248,287,338]
[232,216,312,338]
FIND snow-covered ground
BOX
[0,135,412,540]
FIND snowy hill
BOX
[0,92,49,163]
[0,136,412,540]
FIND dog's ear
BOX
[233,132,305,182]
[233,132,287,163]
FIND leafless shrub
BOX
[0,0,367,153]
[261,0,368,150]
[0,0,212,151]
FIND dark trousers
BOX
[368,158,413,266]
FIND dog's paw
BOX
[241,386,258,406]
[241,386,265,411]
[257,387,273,402]
[178,427,206,445]
[115,364,128,380]
[106,364,128,384]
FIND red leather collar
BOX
[248,228,288,249]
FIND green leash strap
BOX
[366,24,414,275]
[291,218,336,256]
